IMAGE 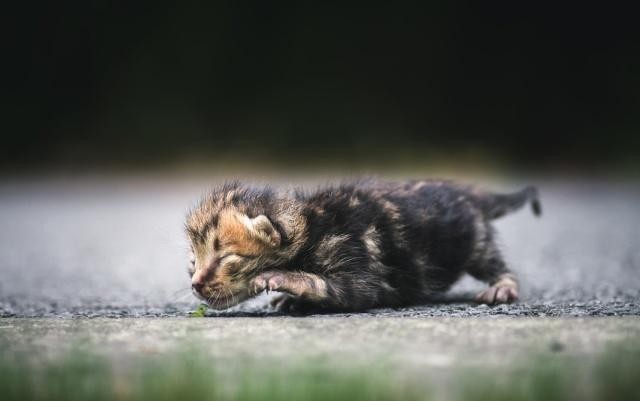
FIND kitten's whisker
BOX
[211,290,221,307]
[224,288,235,309]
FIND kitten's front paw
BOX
[251,272,286,295]
[475,285,518,305]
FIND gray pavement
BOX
[0,175,639,318]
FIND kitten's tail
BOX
[476,186,541,220]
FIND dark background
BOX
[4,2,639,171]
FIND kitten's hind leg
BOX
[474,273,519,304]
[467,242,519,305]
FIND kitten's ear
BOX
[243,215,281,248]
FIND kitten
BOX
[185,179,540,313]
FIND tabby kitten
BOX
[185,179,540,313]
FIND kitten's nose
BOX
[192,282,204,292]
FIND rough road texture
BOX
[0,176,638,318]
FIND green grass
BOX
[189,304,209,318]
[1,343,639,401]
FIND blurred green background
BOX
[4,2,639,172]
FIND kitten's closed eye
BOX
[220,253,254,262]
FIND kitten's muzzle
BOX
[192,280,224,297]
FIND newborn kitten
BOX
[185,179,540,313]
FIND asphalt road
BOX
[0,175,639,318]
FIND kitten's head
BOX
[185,183,286,309]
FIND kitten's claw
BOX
[251,275,267,295]
[266,274,284,291]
